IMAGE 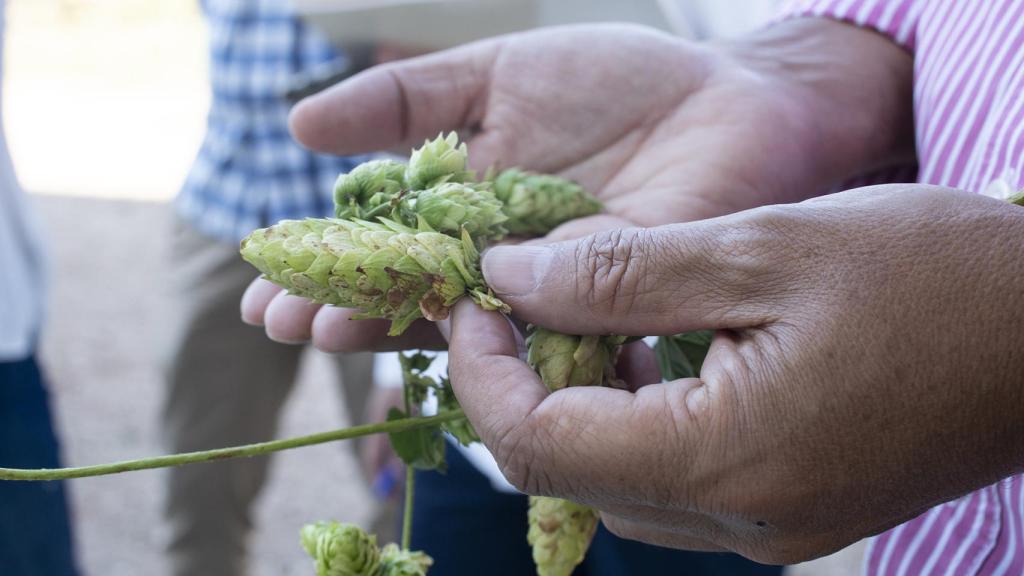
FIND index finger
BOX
[289,39,502,157]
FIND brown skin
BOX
[236,20,1024,564]
[452,185,1024,563]
[241,19,913,347]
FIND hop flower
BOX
[492,169,602,236]
[335,159,409,220]
[526,329,626,391]
[527,496,599,576]
[301,521,383,576]
[399,183,508,240]
[379,544,434,576]
[406,133,473,190]
[240,218,508,336]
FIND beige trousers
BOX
[160,217,374,576]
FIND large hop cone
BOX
[334,159,408,220]
[492,169,602,236]
[240,218,508,336]
[379,544,434,576]
[406,132,473,190]
[527,496,599,576]
[301,521,382,576]
[526,328,627,391]
[398,183,508,240]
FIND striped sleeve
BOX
[778,0,922,52]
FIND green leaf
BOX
[654,331,713,380]
[387,408,447,472]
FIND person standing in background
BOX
[0,0,79,573]
[162,1,378,574]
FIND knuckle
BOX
[571,228,654,317]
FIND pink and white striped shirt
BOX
[780,1,1024,574]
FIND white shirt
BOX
[0,0,47,361]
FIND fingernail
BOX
[482,245,551,296]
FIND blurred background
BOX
[3,0,860,574]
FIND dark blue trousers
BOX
[411,444,782,576]
[0,356,78,576]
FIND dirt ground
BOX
[33,194,865,575]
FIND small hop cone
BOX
[1009,189,1024,206]
[406,133,473,190]
[379,544,433,576]
[527,496,599,576]
[301,521,383,576]
[400,183,508,240]
[526,328,627,391]
[335,159,408,219]
[240,218,508,336]
[492,169,602,236]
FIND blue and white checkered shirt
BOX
[177,0,364,243]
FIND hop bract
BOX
[492,169,602,235]
[380,544,434,576]
[406,132,472,190]
[400,183,508,240]
[240,218,507,336]
[301,521,382,576]
[334,159,408,220]
[527,496,599,576]
[526,329,626,391]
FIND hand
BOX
[447,185,1024,564]
[243,18,914,349]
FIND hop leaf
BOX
[527,496,599,576]
[301,521,382,576]
[380,543,433,576]
[526,329,626,391]
[406,133,472,190]
[240,218,508,336]
[654,331,713,380]
[335,160,408,220]
[492,169,602,235]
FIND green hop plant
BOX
[527,496,600,576]
[406,132,473,190]
[301,521,382,576]
[240,217,508,336]
[491,168,602,235]
[526,328,627,391]
[397,182,508,240]
[380,544,434,576]
[335,159,409,220]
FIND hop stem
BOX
[0,411,465,481]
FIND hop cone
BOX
[398,183,508,240]
[335,159,408,220]
[406,133,473,190]
[1010,189,1024,206]
[526,329,626,391]
[527,496,599,576]
[492,169,602,236]
[240,218,508,336]
[379,544,433,576]
[301,521,382,576]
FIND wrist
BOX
[718,17,915,197]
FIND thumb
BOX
[481,218,783,335]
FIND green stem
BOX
[402,465,415,550]
[0,410,465,481]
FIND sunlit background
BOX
[2,1,861,574]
